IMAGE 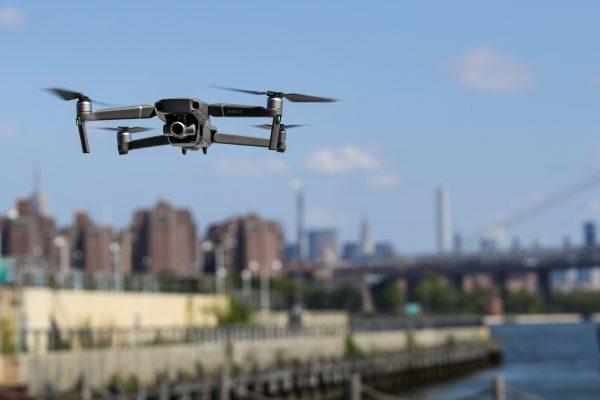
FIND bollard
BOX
[492,375,506,400]
[349,373,361,400]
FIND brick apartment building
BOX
[65,211,113,273]
[130,201,197,276]
[204,213,284,276]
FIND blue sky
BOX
[1,1,600,254]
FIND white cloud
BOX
[367,173,400,189]
[0,126,20,138]
[0,6,26,29]
[449,46,534,92]
[211,157,290,178]
[305,146,380,174]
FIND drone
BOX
[46,86,336,155]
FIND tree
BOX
[415,274,460,314]
[373,281,405,315]
[216,296,254,325]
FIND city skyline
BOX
[2,2,600,253]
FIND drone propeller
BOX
[211,85,337,103]
[94,126,152,133]
[44,87,115,106]
[254,124,307,130]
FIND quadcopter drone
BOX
[46,86,336,155]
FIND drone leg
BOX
[182,149,187,155]
[268,113,282,151]
[76,118,91,154]
[202,147,208,155]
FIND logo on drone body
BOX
[228,109,243,114]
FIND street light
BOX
[109,242,122,292]
[53,235,69,286]
[241,269,251,298]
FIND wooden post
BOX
[349,373,361,400]
[492,375,506,400]
[159,378,170,400]
[219,363,232,400]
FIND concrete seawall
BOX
[1,326,490,396]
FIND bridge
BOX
[331,247,600,304]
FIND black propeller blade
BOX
[44,87,114,106]
[254,124,307,130]
[211,85,337,103]
[94,126,152,133]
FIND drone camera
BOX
[165,121,196,139]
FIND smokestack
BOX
[436,186,452,254]
[291,180,307,260]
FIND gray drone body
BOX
[47,87,336,156]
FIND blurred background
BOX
[0,1,599,399]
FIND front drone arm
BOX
[74,104,156,154]
[213,132,270,148]
[79,104,156,121]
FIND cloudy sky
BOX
[1,1,600,254]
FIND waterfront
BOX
[401,323,600,400]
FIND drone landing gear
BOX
[202,147,208,155]
[182,149,187,155]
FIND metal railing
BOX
[6,316,484,354]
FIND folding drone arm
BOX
[120,135,170,155]
[79,105,156,121]
[212,132,270,148]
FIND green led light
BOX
[75,117,81,126]
[276,115,282,123]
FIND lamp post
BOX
[241,269,251,299]
[53,235,69,287]
[290,180,306,317]
[109,242,122,291]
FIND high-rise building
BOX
[436,186,452,254]
[374,242,396,260]
[342,242,360,261]
[3,198,58,268]
[583,221,596,249]
[308,229,339,263]
[131,201,197,276]
[204,213,284,276]
[66,211,112,273]
[359,214,374,256]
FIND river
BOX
[400,322,600,400]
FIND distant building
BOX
[453,233,463,255]
[583,221,596,249]
[66,211,112,273]
[285,243,299,262]
[342,242,360,261]
[204,213,284,276]
[131,201,197,276]
[115,229,133,276]
[374,242,396,261]
[359,214,374,256]
[308,229,339,263]
[3,198,58,268]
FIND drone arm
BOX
[213,132,270,148]
[80,105,156,121]
[208,103,271,118]
[128,135,170,151]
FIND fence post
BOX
[349,373,361,400]
[492,375,506,400]
[218,363,231,400]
